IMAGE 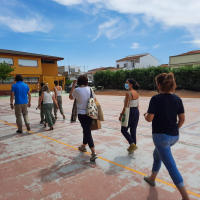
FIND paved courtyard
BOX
[0,94,200,200]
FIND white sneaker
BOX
[90,153,98,161]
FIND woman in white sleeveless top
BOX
[39,85,58,131]
[53,80,65,120]
[119,79,140,154]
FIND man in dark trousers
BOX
[10,74,31,133]
[38,82,45,124]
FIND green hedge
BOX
[65,80,73,86]
[93,66,200,91]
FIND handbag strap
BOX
[127,92,131,108]
[90,87,93,98]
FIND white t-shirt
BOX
[72,87,96,114]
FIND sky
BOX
[0,0,200,71]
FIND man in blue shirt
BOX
[10,74,31,133]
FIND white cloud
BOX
[52,0,200,46]
[0,15,53,33]
[52,0,83,6]
[92,18,125,42]
[153,44,160,49]
[130,43,139,49]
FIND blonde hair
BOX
[42,85,51,93]
[155,73,177,92]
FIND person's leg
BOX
[15,104,22,131]
[130,108,139,145]
[148,148,162,181]
[151,134,190,200]
[40,105,44,123]
[58,96,64,116]
[21,104,30,131]
[78,115,95,149]
[54,101,58,118]
[46,104,54,128]
[43,104,48,125]
[49,104,55,125]
[121,126,134,144]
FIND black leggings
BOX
[78,114,94,148]
[121,107,139,145]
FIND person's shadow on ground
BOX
[146,186,158,200]
[104,154,135,175]
[38,152,97,183]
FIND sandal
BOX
[49,127,53,131]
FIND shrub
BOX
[65,80,73,86]
[93,66,200,91]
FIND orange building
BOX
[0,49,65,95]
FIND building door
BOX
[59,81,63,87]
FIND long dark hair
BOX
[127,78,140,90]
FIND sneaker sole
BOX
[129,147,138,154]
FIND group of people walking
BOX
[10,73,190,200]
[38,80,65,130]
[11,75,65,132]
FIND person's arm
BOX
[178,113,185,129]
[52,94,59,108]
[38,96,41,106]
[39,92,44,105]
[27,91,31,107]
[10,92,14,110]
[144,113,155,122]
[119,92,129,121]
[54,87,57,100]
[144,96,156,122]
[69,80,77,100]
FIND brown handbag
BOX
[90,119,101,131]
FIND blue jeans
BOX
[121,107,139,145]
[152,134,184,188]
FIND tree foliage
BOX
[0,61,15,83]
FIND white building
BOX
[58,65,84,80]
[116,53,159,70]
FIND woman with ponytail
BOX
[119,78,140,154]
[144,73,190,200]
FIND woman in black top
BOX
[144,73,190,200]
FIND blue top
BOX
[11,81,30,105]
[147,93,184,136]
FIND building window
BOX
[0,57,13,65]
[41,60,55,64]
[70,68,75,73]
[0,77,14,84]
[18,59,38,67]
[23,77,39,84]
[124,63,126,68]
[117,64,119,68]
[133,63,135,68]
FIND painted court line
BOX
[0,119,200,198]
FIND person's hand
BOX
[72,80,77,86]
[10,104,14,110]
[28,102,31,107]
[57,105,59,109]
[119,115,122,122]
